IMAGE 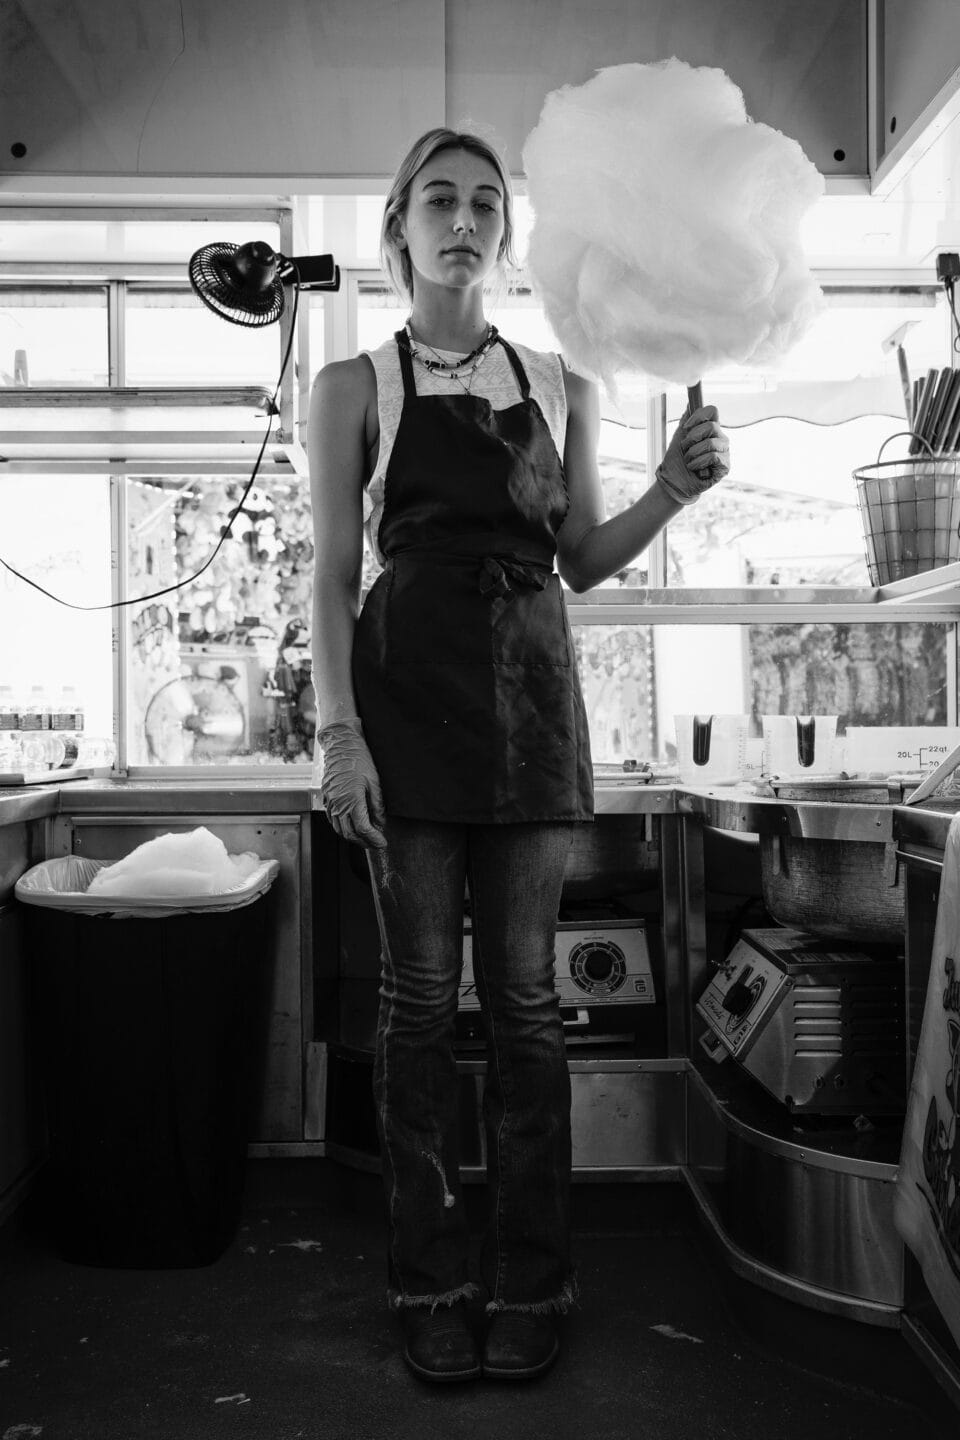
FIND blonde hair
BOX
[380,127,517,305]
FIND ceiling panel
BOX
[0,0,445,180]
[445,0,867,178]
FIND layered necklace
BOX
[402,321,500,395]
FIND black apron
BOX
[352,334,593,823]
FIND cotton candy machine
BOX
[754,728,960,942]
[697,926,906,1114]
[758,776,912,942]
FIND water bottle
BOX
[75,735,116,769]
[18,686,70,770]
[50,685,81,768]
[17,687,46,770]
[20,686,44,733]
[0,686,20,774]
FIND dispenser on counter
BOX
[674,714,750,787]
[761,715,838,778]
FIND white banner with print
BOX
[894,813,960,1347]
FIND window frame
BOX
[0,205,958,774]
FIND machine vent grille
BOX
[791,982,903,1055]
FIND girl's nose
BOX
[452,206,476,234]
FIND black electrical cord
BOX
[0,274,301,612]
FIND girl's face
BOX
[395,147,506,299]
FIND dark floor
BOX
[0,1161,958,1440]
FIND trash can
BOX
[16,852,279,1269]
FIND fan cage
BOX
[189,243,285,328]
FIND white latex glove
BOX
[314,719,387,849]
[656,404,731,505]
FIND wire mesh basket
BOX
[854,433,960,585]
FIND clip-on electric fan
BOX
[188,240,340,326]
[162,240,342,628]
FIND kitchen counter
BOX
[0,773,680,823]
[0,774,937,840]
[0,776,314,824]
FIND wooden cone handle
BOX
[685,380,723,485]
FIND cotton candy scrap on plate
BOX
[85,826,262,898]
[521,59,825,391]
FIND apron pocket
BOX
[386,559,492,665]
[492,574,570,668]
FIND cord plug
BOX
[936,251,960,284]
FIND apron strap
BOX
[497,337,532,402]
[395,330,418,401]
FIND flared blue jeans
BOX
[366,817,578,1314]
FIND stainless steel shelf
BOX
[677,786,897,841]
[566,574,960,623]
[0,386,274,409]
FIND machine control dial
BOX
[722,966,758,1018]
[569,938,627,996]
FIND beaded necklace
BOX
[402,321,500,395]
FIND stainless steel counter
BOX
[677,786,896,841]
[0,776,314,824]
[0,774,677,824]
[0,785,60,827]
[0,774,918,839]
[894,798,960,859]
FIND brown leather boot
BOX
[401,1303,481,1383]
[482,1312,560,1380]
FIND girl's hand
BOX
[314,719,387,849]
[656,405,731,505]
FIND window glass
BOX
[0,286,108,385]
[355,197,385,263]
[306,294,326,384]
[126,475,314,766]
[124,285,281,388]
[652,289,950,588]
[664,417,887,588]
[0,474,113,744]
[574,620,952,767]
[356,278,406,352]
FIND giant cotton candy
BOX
[521,60,825,390]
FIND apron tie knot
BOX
[478,556,551,600]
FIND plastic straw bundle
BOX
[521,59,825,392]
[909,367,960,453]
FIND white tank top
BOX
[361,335,568,567]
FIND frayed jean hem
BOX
[388,1281,480,1313]
[485,1276,579,1317]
